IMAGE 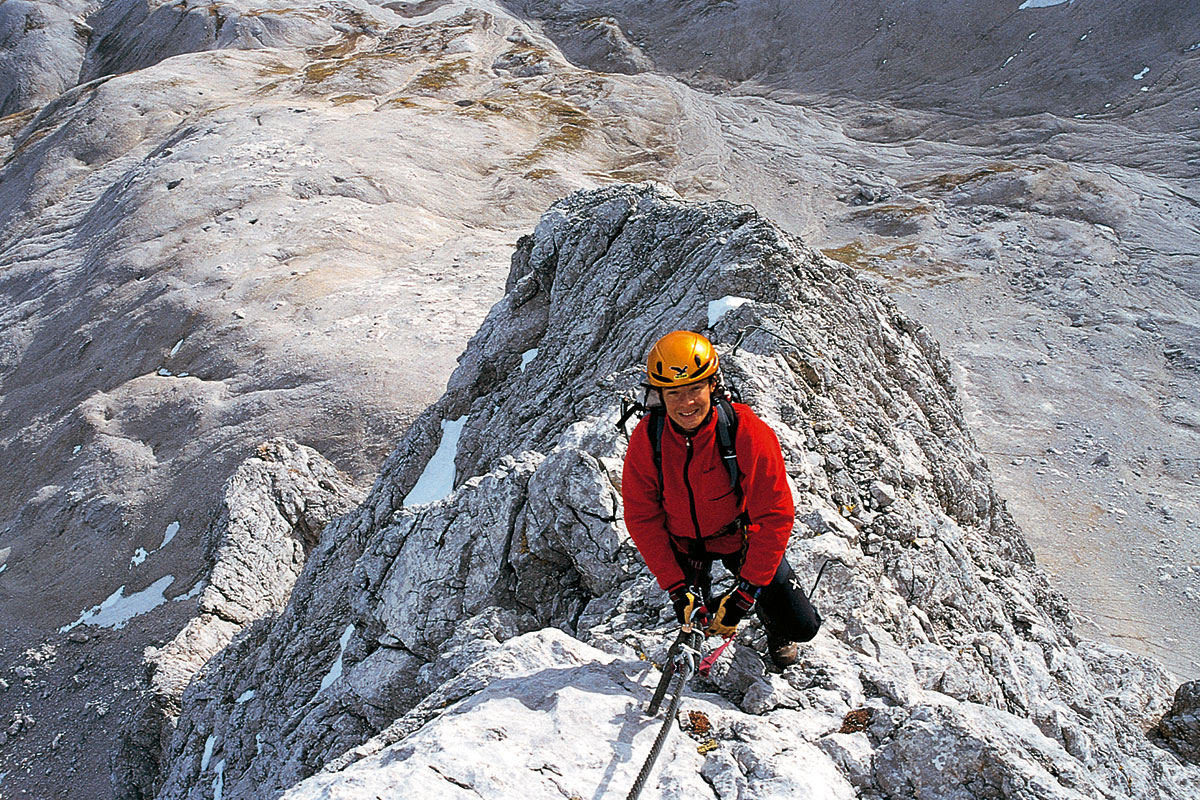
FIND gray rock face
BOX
[0,0,342,117]
[1,8,695,791]
[149,438,363,708]
[1160,680,1200,765]
[151,185,1199,799]
[198,438,364,626]
[0,0,91,118]
[114,439,362,800]
[2,1,1196,796]
[77,0,348,86]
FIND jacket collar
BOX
[666,406,716,440]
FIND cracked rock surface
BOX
[114,438,363,799]
[1,1,1198,797]
[151,185,1200,799]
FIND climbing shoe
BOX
[767,634,798,668]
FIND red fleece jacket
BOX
[622,402,794,589]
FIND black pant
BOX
[674,550,822,643]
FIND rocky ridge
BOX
[510,0,1200,131]
[2,1,1198,797]
[118,439,363,797]
[0,6,732,792]
[147,185,1199,799]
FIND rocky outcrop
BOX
[149,184,1199,799]
[1,8,700,792]
[1159,680,1200,765]
[511,0,1200,128]
[77,0,346,87]
[3,0,1197,795]
[114,439,362,800]
[152,438,363,705]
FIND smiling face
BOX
[661,378,714,433]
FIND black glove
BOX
[667,581,697,625]
[705,581,760,636]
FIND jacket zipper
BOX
[682,436,703,540]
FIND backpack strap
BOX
[648,406,666,502]
[714,397,742,501]
[616,397,643,434]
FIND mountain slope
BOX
[1,1,1198,797]
[151,184,1198,799]
[505,0,1200,129]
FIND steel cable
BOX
[625,634,698,800]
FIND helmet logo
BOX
[670,366,689,378]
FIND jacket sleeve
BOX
[622,419,685,590]
[735,407,794,587]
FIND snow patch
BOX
[256,733,263,756]
[1189,42,1200,52]
[236,689,256,704]
[124,523,179,569]
[1018,0,1069,8]
[1134,66,1149,80]
[0,564,7,576]
[160,521,180,549]
[157,368,172,376]
[169,338,184,357]
[707,296,752,327]
[58,575,175,633]
[72,445,81,454]
[213,759,226,800]
[403,416,467,505]
[201,735,215,771]
[520,348,538,371]
[175,580,205,601]
[320,624,355,692]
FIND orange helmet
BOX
[646,330,719,387]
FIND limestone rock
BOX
[869,479,897,509]
[115,439,362,800]
[148,185,1199,799]
[1,0,1197,796]
[200,438,364,625]
[0,0,90,117]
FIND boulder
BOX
[1160,681,1200,764]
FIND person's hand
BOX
[667,581,696,625]
[705,584,758,636]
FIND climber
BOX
[622,330,821,669]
